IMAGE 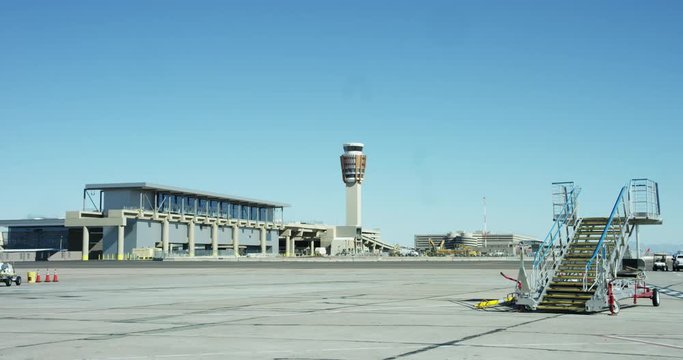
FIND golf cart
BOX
[652,253,668,271]
[0,262,21,286]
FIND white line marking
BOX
[604,335,683,350]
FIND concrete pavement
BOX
[0,262,681,359]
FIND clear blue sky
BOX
[1,1,681,250]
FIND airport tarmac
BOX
[1,261,682,360]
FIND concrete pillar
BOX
[285,235,291,257]
[212,223,218,257]
[310,240,314,256]
[260,227,267,255]
[162,220,169,256]
[188,221,195,257]
[117,225,124,261]
[82,226,89,261]
[635,224,641,259]
[232,225,240,257]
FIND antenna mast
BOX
[483,196,488,248]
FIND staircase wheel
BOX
[610,300,620,315]
[652,289,661,307]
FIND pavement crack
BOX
[383,314,563,359]
[462,342,682,358]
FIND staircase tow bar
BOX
[500,272,522,290]
[607,278,661,316]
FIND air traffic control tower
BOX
[340,143,366,227]
[321,142,389,255]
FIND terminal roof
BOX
[84,182,290,208]
[0,218,65,227]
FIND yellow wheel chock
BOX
[475,294,516,309]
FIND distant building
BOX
[414,231,540,256]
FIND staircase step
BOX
[554,273,588,277]
[558,263,590,266]
[551,275,590,280]
[556,265,589,269]
[559,261,591,265]
[580,218,609,222]
[544,293,593,300]
[575,231,617,235]
[552,280,592,285]
[550,283,585,288]
[540,298,587,305]
[556,268,589,272]
[553,278,590,289]
[547,284,592,291]
[547,289,592,295]
[536,304,585,312]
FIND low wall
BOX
[0,251,39,262]
[0,250,81,262]
[48,251,83,261]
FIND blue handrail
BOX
[584,186,627,273]
[532,188,580,270]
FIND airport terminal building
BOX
[1,183,287,260]
[1,181,393,261]
[1,145,399,261]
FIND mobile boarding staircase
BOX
[515,179,662,313]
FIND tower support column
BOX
[260,227,267,254]
[212,223,218,257]
[285,235,291,257]
[117,225,125,261]
[232,225,240,257]
[635,224,641,259]
[345,184,362,227]
[162,220,169,256]
[188,221,195,257]
[82,226,89,261]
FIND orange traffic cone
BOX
[44,269,52,283]
[53,269,59,283]
[35,270,42,283]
